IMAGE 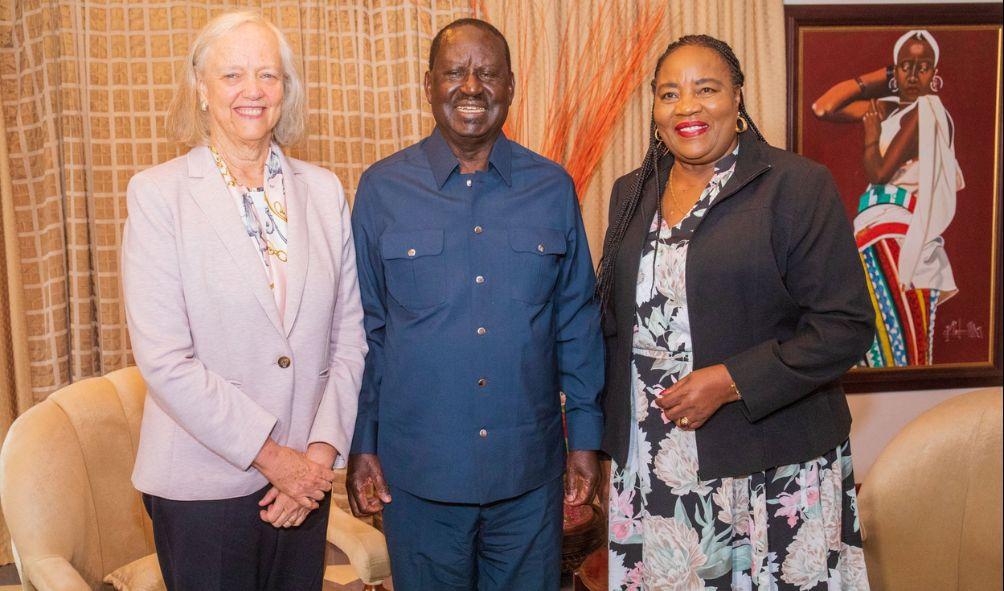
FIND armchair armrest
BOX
[25,555,90,591]
[327,502,391,585]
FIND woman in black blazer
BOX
[599,35,875,590]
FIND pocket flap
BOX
[380,230,444,260]
[507,227,567,256]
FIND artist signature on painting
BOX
[943,319,984,342]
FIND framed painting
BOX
[786,4,1003,392]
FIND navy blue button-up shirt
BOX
[349,129,604,504]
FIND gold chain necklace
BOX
[666,164,686,217]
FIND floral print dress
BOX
[608,148,869,591]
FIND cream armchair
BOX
[859,387,1003,591]
[327,469,391,590]
[0,366,159,590]
[2,365,391,590]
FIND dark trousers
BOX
[143,485,329,591]
[381,476,563,591]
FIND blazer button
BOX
[277,356,291,368]
[479,429,488,438]
[477,378,487,387]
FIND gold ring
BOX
[679,416,690,427]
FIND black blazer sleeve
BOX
[723,165,875,422]
[600,174,630,337]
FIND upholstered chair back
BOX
[1,366,154,590]
[859,387,1003,591]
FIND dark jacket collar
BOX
[612,131,774,335]
[653,131,773,206]
[422,127,513,189]
[627,132,772,250]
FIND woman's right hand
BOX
[862,99,882,146]
[252,439,335,508]
[258,486,312,528]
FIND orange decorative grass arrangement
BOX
[471,1,667,200]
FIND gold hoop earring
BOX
[654,129,670,155]
[736,116,748,133]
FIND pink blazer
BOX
[122,146,367,500]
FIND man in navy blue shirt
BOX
[347,18,603,590]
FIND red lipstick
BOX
[675,120,709,138]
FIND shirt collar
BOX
[423,127,513,189]
[656,138,743,175]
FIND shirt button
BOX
[475,275,485,284]
[474,225,483,234]
[537,243,545,253]
[476,327,487,336]
[466,178,473,187]
[479,429,488,438]
[407,248,416,257]
[277,356,291,368]
[477,378,487,387]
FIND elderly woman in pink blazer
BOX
[121,10,366,590]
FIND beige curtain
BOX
[479,0,787,264]
[1,68,32,567]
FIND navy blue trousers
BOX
[143,485,329,591]
[381,476,563,591]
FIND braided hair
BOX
[595,34,766,309]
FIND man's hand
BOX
[346,453,392,516]
[252,439,335,508]
[564,450,600,506]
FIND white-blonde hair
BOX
[167,10,306,147]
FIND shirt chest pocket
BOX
[507,227,567,304]
[380,230,447,310]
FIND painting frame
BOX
[786,3,1003,393]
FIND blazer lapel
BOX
[613,160,664,336]
[279,151,309,337]
[185,147,284,335]
[610,137,770,336]
[705,133,772,210]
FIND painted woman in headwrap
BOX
[813,29,964,367]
